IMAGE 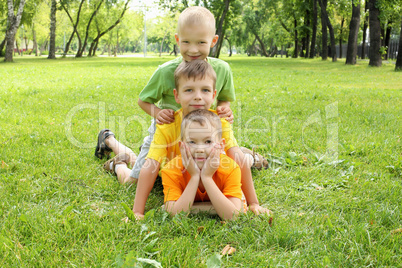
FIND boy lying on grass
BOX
[101,59,272,219]
[162,109,243,220]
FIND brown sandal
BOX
[95,129,115,159]
[103,153,131,175]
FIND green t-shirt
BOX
[139,56,235,111]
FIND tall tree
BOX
[309,0,317,58]
[361,1,369,59]
[395,19,402,70]
[60,0,85,57]
[4,0,26,62]
[318,0,336,62]
[76,0,104,57]
[210,0,230,57]
[87,0,130,56]
[48,0,57,59]
[345,0,360,65]
[368,0,381,66]
[319,0,328,60]
[243,4,269,57]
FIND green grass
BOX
[1,55,401,267]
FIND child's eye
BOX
[205,140,212,144]
[188,141,195,144]
[202,88,211,92]
[185,89,193,92]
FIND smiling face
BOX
[174,76,216,116]
[182,121,221,169]
[175,24,218,62]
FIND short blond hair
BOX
[174,59,216,90]
[181,109,222,141]
[177,6,216,35]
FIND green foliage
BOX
[0,56,401,266]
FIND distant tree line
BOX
[1,0,401,70]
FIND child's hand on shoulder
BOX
[201,144,221,179]
[156,109,175,125]
[217,106,234,124]
[180,141,200,177]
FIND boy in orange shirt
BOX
[162,109,243,220]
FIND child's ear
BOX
[210,35,219,48]
[173,88,180,104]
[213,89,217,99]
[175,33,180,45]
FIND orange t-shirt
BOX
[161,154,242,202]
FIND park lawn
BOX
[0,55,401,267]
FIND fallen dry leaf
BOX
[1,160,9,169]
[197,226,205,233]
[391,228,402,235]
[221,245,236,255]
[227,247,236,255]
[121,217,130,223]
[221,245,230,255]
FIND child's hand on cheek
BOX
[180,141,200,178]
[201,144,221,179]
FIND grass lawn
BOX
[0,55,401,267]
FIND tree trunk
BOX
[384,22,391,60]
[368,0,382,67]
[4,0,26,62]
[15,39,20,55]
[361,1,369,59]
[255,33,269,57]
[32,23,38,56]
[346,0,360,65]
[159,31,167,57]
[339,17,344,58]
[48,0,57,59]
[0,37,6,57]
[305,6,311,58]
[225,37,232,56]
[61,0,84,57]
[170,44,177,56]
[319,0,336,62]
[86,0,129,57]
[210,0,230,58]
[293,18,298,58]
[319,0,328,60]
[310,0,318,58]
[76,0,104,57]
[215,27,226,58]
[395,19,402,70]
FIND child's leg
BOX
[105,136,137,166]
[129,120,156,179]
[227,147,272,216]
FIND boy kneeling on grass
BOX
[162,109,243,220]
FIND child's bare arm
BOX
[164,174,199,215]
[165,142,201,215]
[201,146,241,220]
[132,158,160,218]
[138,98,175,124]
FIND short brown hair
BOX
[177,6,216,35]
[181,109,222,141]
[174,59,216,90]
